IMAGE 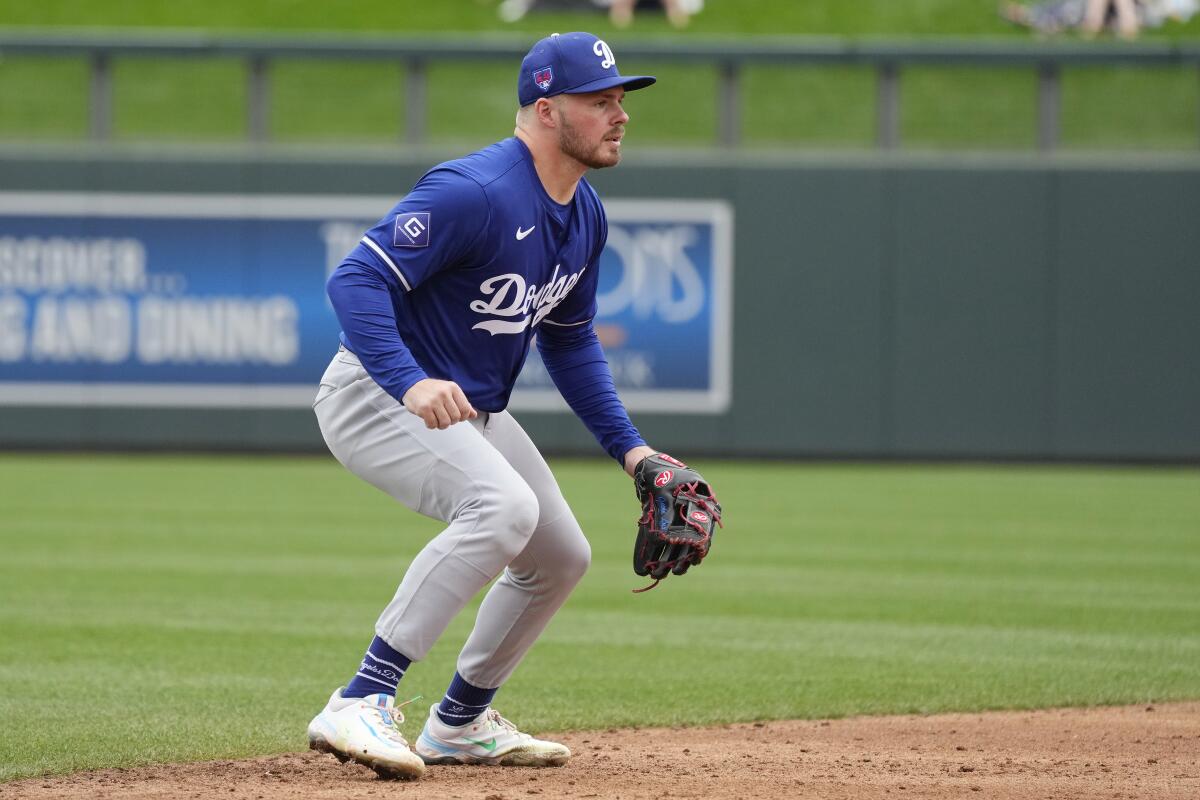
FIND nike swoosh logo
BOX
[464,736,498,751]
[515,226,535,240]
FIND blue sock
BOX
[436,672,497,726]
[342,636,412,700]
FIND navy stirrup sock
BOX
[436,672,497,726]
[342,636,412,699]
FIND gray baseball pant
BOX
[313,347,592,689]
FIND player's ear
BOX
[536,97,558,128]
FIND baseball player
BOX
[306,32,663,778]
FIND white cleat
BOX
[306,688,426,780]
[415,704,571,767]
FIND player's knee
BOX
[508,487,540,540]
[536,528,590,589]
[483,480,540,550]
[560,535,591,585]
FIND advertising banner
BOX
[0,193,731,413]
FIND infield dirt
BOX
[3,702,1197,800]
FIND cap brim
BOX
[564,75,656,95]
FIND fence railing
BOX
[3,30,1200,151]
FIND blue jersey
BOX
[342,137,602,411]
[327,137,644,462]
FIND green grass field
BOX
[1,454,1197,782]
[0,0,1198,150]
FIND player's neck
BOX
[515,128,584,205]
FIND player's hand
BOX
[402,379,478,430]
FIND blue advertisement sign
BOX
[0,193,731,413]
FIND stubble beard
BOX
[557,110,622,170]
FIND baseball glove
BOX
[632,453,722,593]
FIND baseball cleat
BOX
[415,704,571,767]
[306,688,425,780]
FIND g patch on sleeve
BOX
[393,212,431,248]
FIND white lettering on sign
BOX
[319,222,372,277]
[597,225,704,323]
[0,236,146,293]
[137,296,298,365]
[30,296,132,363]
[0,294,28,361]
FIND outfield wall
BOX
[1,148,1197,460]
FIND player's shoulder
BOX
[431,138,527,192]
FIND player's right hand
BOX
[402,379,478,430]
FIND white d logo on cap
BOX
[593,39,616,70]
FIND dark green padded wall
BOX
[1,150,1196,460]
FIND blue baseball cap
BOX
[518,32,655,107]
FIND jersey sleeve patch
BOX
[355,170,488,293]
[393,212,431,248]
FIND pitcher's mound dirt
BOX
[2,702,1197,800]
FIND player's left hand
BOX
[630,452,722,593]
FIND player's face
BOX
[555,88,629,169]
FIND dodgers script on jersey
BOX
[339,137,606,413]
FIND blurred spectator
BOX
[609,0,702,29]
[1000,0,1083,34]
[1001,0,1136,37]
[1002,0,1197,35]
[1081,0,1141,36]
